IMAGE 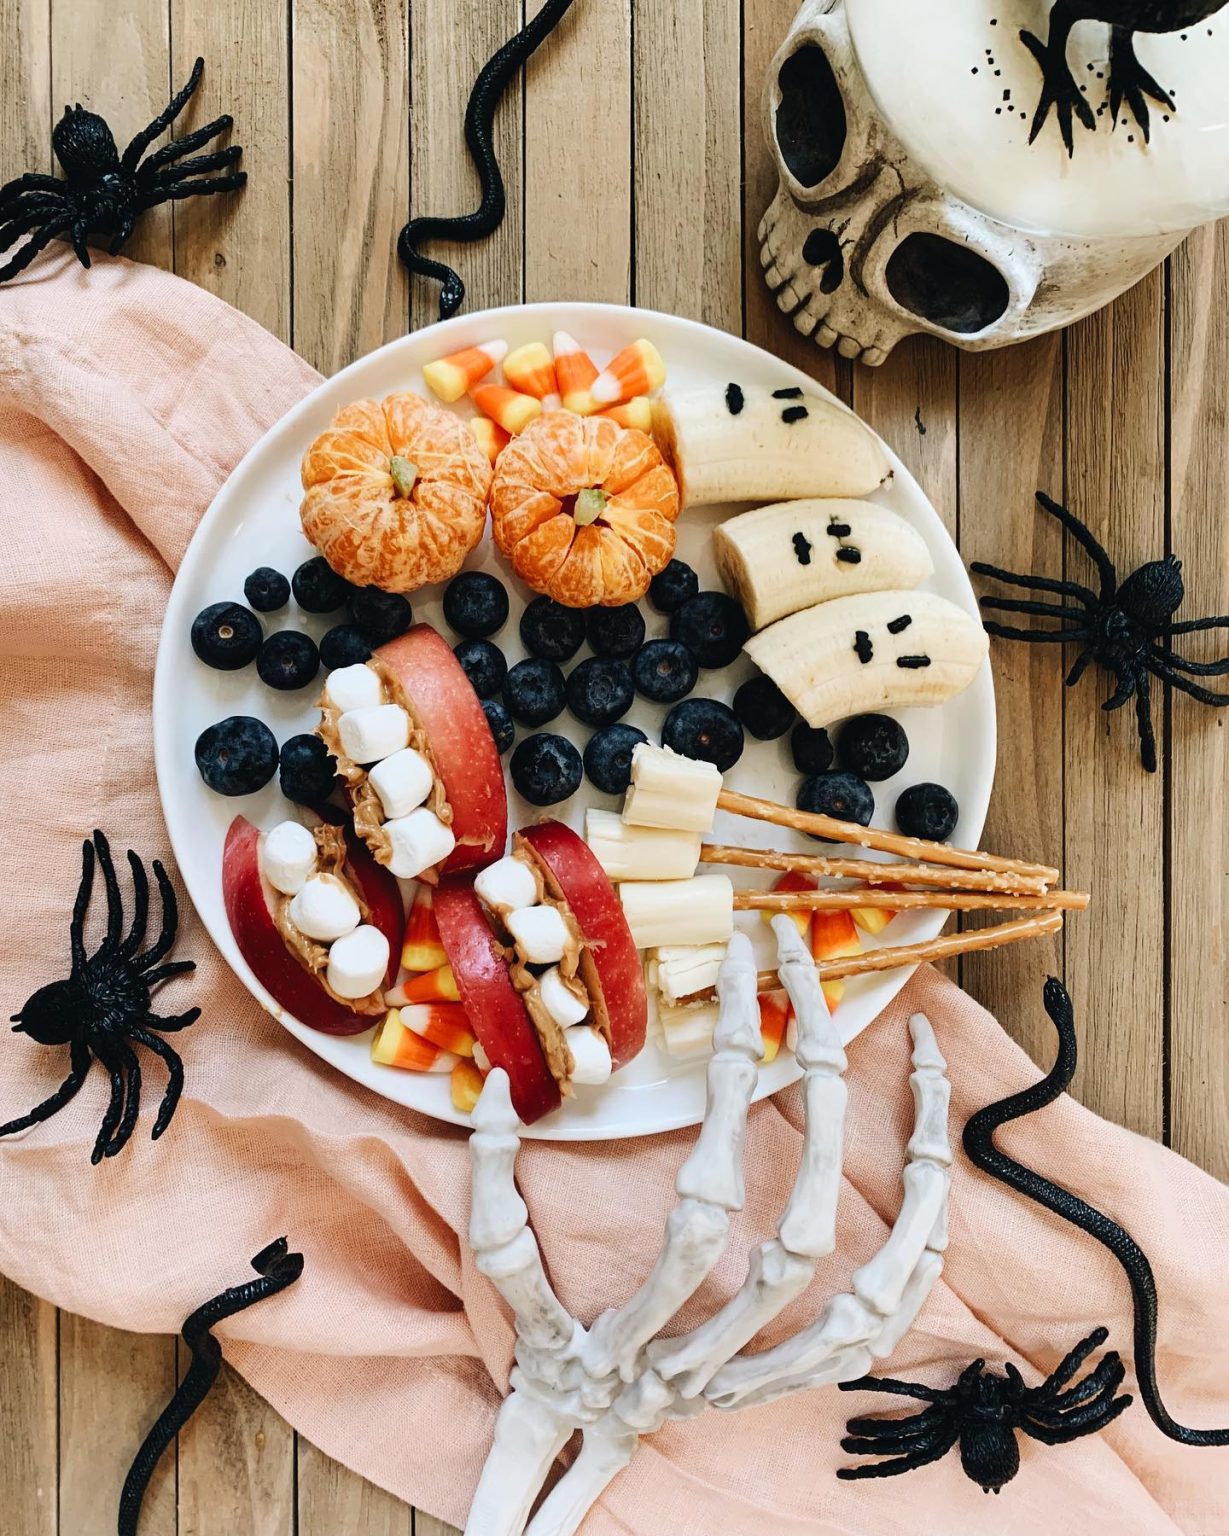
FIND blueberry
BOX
[292,555,351,613]
[584,723,648,796]
[319,624,372,670]
[443,571,509,638]
[896,783,959,841]
[243,567,290,613]
[347,586,412,643]
[566,657,634,727]
[791,722,834,777]
[510,733,583,807]
[669,591,749,669]
[519,596,586,662]
[838,714,909,781]
[732,675,795,740]
[455,638,507,699]
[632,639,697,704]
[649,560,699,614]
[504,657,567,727]
[279,733,340,807]
[586,604,645,659]
[662,698,744,772]
[796,772,874,835]
[483,699,516,756]
[257,631,320,691]
[190,601,263,671]
[195,716,279,796]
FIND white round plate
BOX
[155,302,995,1140]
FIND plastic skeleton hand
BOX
[464,919,952,1536]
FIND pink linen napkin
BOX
[0,246,1226,1535]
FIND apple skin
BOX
[433,876,561,1125]
[223,817,404,1037]
[377,625,507,874]
[517,820,647,1070]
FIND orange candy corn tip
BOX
[470,383,542,435]
[371,1009,457,1073]
[757,990,791,1065]
[762,871,815,940]
[553,330,599,414]
[400,1002,475,1058]
[451,1058,485,1113]
[600,398,653,432]
[422,339,508,404]
[470,416,511,464]
[504,341,559,402]
[590,339,667,406]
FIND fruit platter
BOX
[154,301,1009,1138]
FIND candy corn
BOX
[371,1008,457,1072]
[398,964,460,1005]
[600,398,653,432]
[469,415,511,464]
[590,339,667,406]
[470,383,542,435]
[422,339,508,404]
[811,910,862,1011]
[851,882,903,936]
[400,1002,475,1058]
[504,341,559,404]
[451,1058,486,1113]
[757,989,791,1065]
[401,886,447,973]
[762,871,816,940]
[553,331,599,414]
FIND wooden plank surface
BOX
[1,1,1226,1532]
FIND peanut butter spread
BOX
[272,824,385,1016]
[315,661,452,881]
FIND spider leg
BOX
[982,622,1088,644]
[143,960,196,987]
[1149,643,1229,678]
[843,1406,947,1445]
[841,1427,947,1457]
[107,215,136,257]
[1065,648,1096,688]
[120,851,149,959]
[839,1374,944,1405]
[837,1423,960,1480]
[100,1038,142,1159]
[0,1038,91,1140]
[1135,671,1158,773]
[1021,1392,1132,1444]
[1101,672,1136,712]
[144,1008,201,1033]
[1042,1349,1123,1411]
[1146,656,1229,707]
[978,596,1090,624]
[1033,492,1118,600]
[137,114,234,175]
[68,216,91,269]
[70,836,96,971]
[126,1025,184,1140]
[1026,1366,1127,1430]
[139,173,248,210]
[92,830,123,954]
[0,216,73,284]
[89,1038,128,1166]
[0,171,65,206]
[121,56,205,171]
[1033,1327,1110,1395]
[132,860,178,970]
[148,146,242,182]
[1166,615,1229,637]
[0,198,64,248]
[969,561,1098,607]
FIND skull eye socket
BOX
[885,233,1010,335]
[775,44,847,189]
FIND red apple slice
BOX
[223,816,404,1037]
[433,876,561,1124]
[516,820,647,1070]
[377,625,507,874]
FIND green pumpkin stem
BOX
[390,456,419,498]
[573,487,608,526]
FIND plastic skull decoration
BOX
[760,0,1229,364]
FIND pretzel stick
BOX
[743,911,1064,994]
[716,788,1059,884]
[734,888,1089,914]
[701,844,1048,896]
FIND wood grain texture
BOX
[0,0,49,179]
[178,1361,294,1536]
[296,1436,411,1534]
[414,1513,463,1536]
[0,1276,57,1536]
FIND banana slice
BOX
[652,383,890,507]
[745,590,988,728]
[714,498,933,632]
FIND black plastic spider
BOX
[972,491,1229,772]
[838,1328,1132,1491]
[0,57,244,285]
[0,831,200,1165]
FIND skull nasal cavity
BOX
[776,45,846,188]
[802,228,844,293]
[885,234,1010,335]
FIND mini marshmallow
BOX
[384,807,456,880]
[261,820,318,896]
[288,874,361,942]
[325,662,384,714]
[326,924,391,999]
[368,747,433,820]
[474,854,538,913]
[505,904,570,965]
[566,1025,612,1086]
[338,703,411,765]
[539,966,590,1028]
